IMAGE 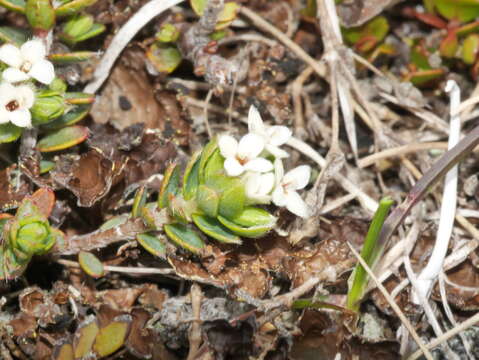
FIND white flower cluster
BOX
[219,106,311,218]
[0,39,55,127]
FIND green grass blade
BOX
[347,196,394,312]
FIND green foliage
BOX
[136,137,279,254]
[347,197,394,312]
[25,0,55,31]
[429,0,479,22]
[31,90,65,125]
[37,125,89,152]
[60,14,105,46]
[343,16,390,53]
[0,189,63,280]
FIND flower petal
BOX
[272,186,287,207]
[258,172,275,195]
[2,67,29,83]
[267,126,292,146]
[237,133,264,160]
[20,39,46,63]
[283,165,311,190]
[247,105,265,134]
[245,172,261,197]
[224,157,244,177]
[0,44,22,68]
[8,108,31,127]
[219,135,238,159]
[0,109,9,124]
[265,144,289,159]
[28,60,55,85]
[273,159,284,186]
[0,82,15,99]
[17,85,35,108]
[285,191,309,218]
[244,157,273,173]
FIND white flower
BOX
[0,39,55,85]
[0,82,35,127]
[245,172,275,204]
[248,105,292,158]
[219,133,274,177]
[272,159,311,218]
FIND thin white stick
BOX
[408,311,479,360]
[415,80,461,301]
[438,273,474,358]
[84,0,185,94]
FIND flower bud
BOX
[31,91,65,125]
[8,200,56,259]
[26,0,55,32]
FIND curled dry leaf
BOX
[90,62,189,145]
[52,149,124,207]
[18,286,63,327]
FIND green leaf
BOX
[38,125,88,152]
[31,91,65,125]
[410,43,432,70]
[49,51,98,64]
[156,23,180,43]
[158,163,181,209]
[190,0,240,30]
[203,149,225,183]
[26,0,55,31]
[136,232,166,257]
[62,13,93,37]
[132,186,148,218]
[64,92,95,104]
[192,213,241,244]
[73,316,99,359]
[406,68,446,87]
[0,26,29,45]
[0,122,22,143]
[217,179,245,219]
[78,251,104,278]
[439,32,458,58]
[183,151,201,200]
[40,160,55,174]
[462,33,479,64]
[343,16,389,52]
[146,43,182,74]
[434,0,479,22]
[55,0,98,17]
[53,342,74,360]
[40,105,90,130]
[198,138,219,182]
[74,23,105,42]
[99,215,129,231]
[93,317,131,357]
[217,207,276,238]
[164,223,205,254]
[457,20,479,37]
[346,197,394,312]
[196,184,219,218]
[0,0,25,14]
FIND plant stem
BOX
[347,196,394,311]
